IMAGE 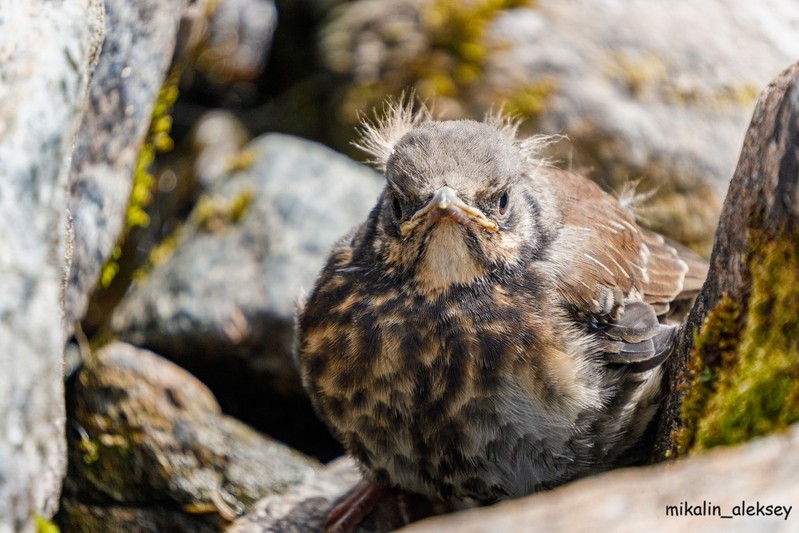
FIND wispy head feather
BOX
[354,94,564,175]
[353,93,431,171]
[484,106,521,140]
[484,106,564,172]
[518,133,564,171]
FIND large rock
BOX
[61,342,318,531]
[111,133,383,455]
[654,60,799,459]
[0,0,103,528]
[64,0,207,342]
[402,424,799,533]
[322,0,799,252]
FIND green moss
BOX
[229,190,253,223]
[225,147,260,173]
[501,78,559,120]
[694,235,799,450]
[194,189,254,232]
[127,66,181,229]
[423,0,533,88]
[35,515,60,533]
[133,233,179,281]
[675,232,799,456]
[72,393,137,502]
[99,65,181,287]
[673,293,742,455]
[79,435,100,465]
[99,245,122,288]
[670,82,762,110]
[722,83,761,106]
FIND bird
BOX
[296,99,707,532]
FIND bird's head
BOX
[356,100,560,293]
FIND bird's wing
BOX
[540,170,707,371]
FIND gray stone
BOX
[0,0,103,528]
[402,424,799,533]
[111,134,383,397]
[64,0,205,341]
[63,342,318,528]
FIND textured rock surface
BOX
[61,342,318,530]
[229,457,444,533]
[64,0,203,341]
[0,0,103,528]
[110,134,382,454]
[60,499,226,533]
[322,0,799,252]
[403,424,799,533]
[654,60,799,459]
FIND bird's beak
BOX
[400,186,499,238]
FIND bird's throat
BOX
[416,223,485,293]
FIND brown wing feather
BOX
[543,169,706,319]
[539,169,708,370]
[542,170,642,317]
[638,228,709,320]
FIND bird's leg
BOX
[395,491,413,526]
[325,480,388,533]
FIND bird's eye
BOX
[498,191,510,215]
[391,196,403,220]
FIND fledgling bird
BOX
[297,101,707,531]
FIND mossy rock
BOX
[654,60,799,460]
[676,233,799,454]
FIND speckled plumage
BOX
[297,102,707,505]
